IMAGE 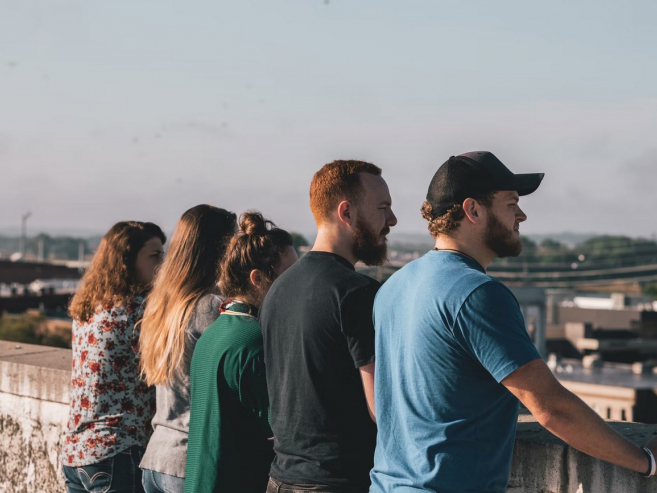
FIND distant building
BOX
[0,260,81,285]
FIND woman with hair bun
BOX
[138,204,237,493]
[184,211,298,493]
[62,221,166,493]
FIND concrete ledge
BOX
[509,412,657,492]
[0,341,70,404]
[0,341,71,493]
[3,340,657,493]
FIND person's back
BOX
[261,251,379,487]
[186,302,274,493]
[138,205,237,493]
[140,291,222,478]
[260,159,397,492]
[371,250,536,492]
[184,212,298,493]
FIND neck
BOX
[434,234,496,270]
[230,295,261,309]
[312,226,357,266]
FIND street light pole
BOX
[19,211,32,260]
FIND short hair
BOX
[310,160,382,224]
[421,192,495,238]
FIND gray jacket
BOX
[140,291,223,478]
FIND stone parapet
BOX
[2,340,657,493]
[0,341,70,493]
[511,412,657,492]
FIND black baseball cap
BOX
[425,151,544,218]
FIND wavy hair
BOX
[68,221,166,322]
[139,204,237,386]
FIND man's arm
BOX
[503,358,652,473]
[359,361,376,423]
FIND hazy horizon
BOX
[3,1,657,236]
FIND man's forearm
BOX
[537,389,648,473]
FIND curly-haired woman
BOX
[61,221,166,493]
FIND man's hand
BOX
[503,358,650,474]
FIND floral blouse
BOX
[61,296,155,467]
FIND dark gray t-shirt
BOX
[260,251,379,489]
[140,291,222,478]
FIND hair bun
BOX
[240,211,274,236]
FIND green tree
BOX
[289,232,309,254]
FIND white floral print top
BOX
[61,297,155,467]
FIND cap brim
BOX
[512,173,544,196]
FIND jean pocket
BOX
[77,458,113,493]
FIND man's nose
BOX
[387,208,398,227]
[516,207,527,223]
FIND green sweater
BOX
[184,301,273,493]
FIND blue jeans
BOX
[141,469,185,493]
[63,446,145,493]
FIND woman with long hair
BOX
[138,204,237,493]
[62,221,166,493]
[184,211,298,493]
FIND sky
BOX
[1,0,657,239]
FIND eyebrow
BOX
[379,200,392,206]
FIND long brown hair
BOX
[69,221,166,322]
[139,204,237,386]
[219,211,293,299]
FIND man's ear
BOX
[337,200,354,227]
[462,198,484,225]
[249,269,263,289]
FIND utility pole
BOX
[19,211,32,260]
[37,236,45,262]
[78,241,85,273]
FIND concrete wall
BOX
[2,340,657,493]
[0,341,70,493]
[511,413,657,492]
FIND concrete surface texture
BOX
[0,341,70,493]
[2,340,657,492]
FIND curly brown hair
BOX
[219,211,293,299]
[421,192,495,238]
[69,221,166,322]
[310,160,382,224]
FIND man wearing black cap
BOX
[369,152,657,492]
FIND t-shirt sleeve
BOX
[453,281,541,383]
[340,281,380,368]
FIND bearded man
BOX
[260,160,397,493]
[370,151,657,493]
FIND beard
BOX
[352,218,390,266]
[484,210,522,258]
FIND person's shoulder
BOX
[188,292,222,333]
[195,291,223,312]
[203,313,261,346]
[95,296,143,320]
[465,278,518,308]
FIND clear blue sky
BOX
[2,0,657,238]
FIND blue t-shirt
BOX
[370,250,540,493]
